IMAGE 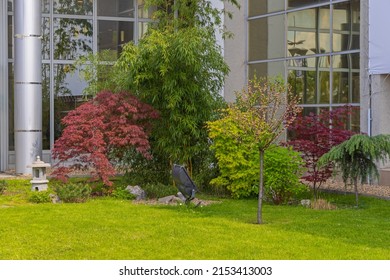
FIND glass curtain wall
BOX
[7,0,153,158]
[248,0,360,131]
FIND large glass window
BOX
[248,0,360,131]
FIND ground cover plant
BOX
[0,179,389,260]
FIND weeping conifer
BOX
[318,134,390,206]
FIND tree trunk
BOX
[353,178,359,207]
[257,149,265,224]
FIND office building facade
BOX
[1,0,390,180]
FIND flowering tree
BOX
[287,107,355,197]
[52,91,159,187]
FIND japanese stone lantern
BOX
[29,156,51,191]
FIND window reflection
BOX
[42,17,50,60]
[54,0,93,16]
[53,18,93,60]
[98,21,134,59]
[42,0,50,13]
[54,64,87,140]
[248,61,285,80]
[332,53,359,104]
[288,7,331,57]
[98,0,135,17]
[333,1,360,52]
[288,69,316,104]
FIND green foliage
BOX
[111,187,136,200]
[318,134,390,206]
[319,134,390,185]
[28,190,52,204]
[263,147,309,204]
[116,26,228,166]
[0,180,7,195]
[141,183,178,199]
[207,110,306,202]
[74,50,120,98]
[52,182,92,203]
[144,0,240,38]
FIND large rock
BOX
[126,185,146,201]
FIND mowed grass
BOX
[0,180,389,260]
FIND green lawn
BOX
[0,179,389,260]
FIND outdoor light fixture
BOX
[172,164,198,204]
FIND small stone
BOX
[158,195,176,204]
[177,192,186,202]
[301,199,311,207]
[125,185,146,200]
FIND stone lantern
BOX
[28,156,51,191]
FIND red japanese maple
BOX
[52,91,159,186]
[287,107,355,196]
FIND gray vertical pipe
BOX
[0,0,9,171]
[14,0,42,174]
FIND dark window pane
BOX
[42,64,50,150]
[53,18,93,60]
[8,63,14,151]
[54,0,93,15]
[288,0,328,9]
[249,14,285,61]
[54,64,86,140]
[319,70,330,104]
[249,0,284,17]
[98,0,135,17]
[288,69,317,104]
[8,15,12,59]
[8,0,12,12]
[98,21,134,59]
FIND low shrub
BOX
[263,146,310,205]
[111,187,136,200]
[28,190,52,204]
[53,183,91,203]
[0,180,7,194]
